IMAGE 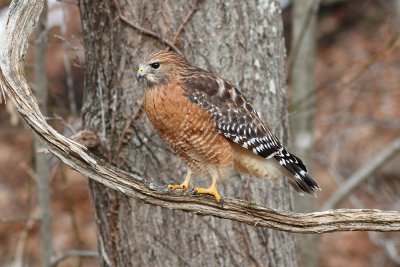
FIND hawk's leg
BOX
[194,173,221,203]
[168,170,192,191]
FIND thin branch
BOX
[53,35,84,52]
[59,4,77,115]
[0,83,5,103]
[59,165,84,267]
[322,138,400,210]
[5,99,19,125]
[292,34,400,114]
[51,250,98,267]
[369,232,400,264]
[346,187,400,265]
[287,0,320,81]
[1,0,400,234]
[56,0,78,4]
[0,216,39,224]
[114,99,144,165]
[12,212,37,267]
[154,237,191,267]
[112,0,182,55]
[171,0,201,46]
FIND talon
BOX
[168,171,192,191]
[195,186,221,203]
[168,184,188,191]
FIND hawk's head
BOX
[137,50,189,87]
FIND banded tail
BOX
[274,149,320,195]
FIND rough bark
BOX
[79,1,297,266]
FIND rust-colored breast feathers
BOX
[143,83,233,173]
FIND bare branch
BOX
[1,1,400,234]
[369,232,400,264]
[171,0,201,46]
[322,138,400,210]
[292,36,400,114]
[12,213,37,267]
[5,100,19,125]
[0,216,39,224]
[58,4,77,115]
[59,165,84,266]
[51,250,98,267]
[0,84,5,103]
[287,0,320,81]
[112,0,182,55]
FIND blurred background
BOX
[0,0,399,266]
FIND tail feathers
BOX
[274,149,320,195]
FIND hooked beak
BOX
[136,66,145,81]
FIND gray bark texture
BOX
[79,1,298,266]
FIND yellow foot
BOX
[168,171,192,191]
[168,183,189,191]
[194,187,222,203]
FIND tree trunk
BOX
[34,3,53,266]
[79,1,298,266]
[290,1,319,267]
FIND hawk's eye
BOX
[150,63,160,69]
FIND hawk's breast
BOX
[143,84,233,173]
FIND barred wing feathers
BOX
[181,69,320,194]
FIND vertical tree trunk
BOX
[79,1,298,266]
[34,3,53,266]
[290,1,318,267]
[395,0,400,24]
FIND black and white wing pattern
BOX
[182,68,320,194]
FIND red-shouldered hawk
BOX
[136,51,320,202]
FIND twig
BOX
[287,0,320,81]
[112,0,182,55]
[114,99,144,164]
[346,188,400,265]
[171,0,201,46]
[322,138,400,210]
[59,4,77,115]
[97,75,106,143]
[51,250,99,267]
[53,35,83,52]
[59,165,84,267]
[6,100,19,125]
[1,1,400,234]
[0,82,5,103]
[45,113,79,135]
[292,35,400,115]
[12,212,37,267]
[369,232,400,264]
[56,0,78,4]
[154,237,191,267]
[0,216,39,224]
